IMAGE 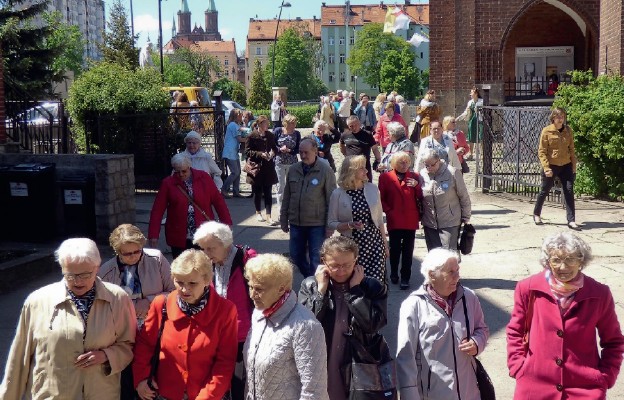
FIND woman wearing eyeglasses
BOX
[507,232,624,399]
[0,238,136,399]
[299,236,387,400]
[419,148,471,251]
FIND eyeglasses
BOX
[63,271,94,282]
[549,256,583,267]
[425,160,440,168]
[120,249,142,258]
[324,260,356,272]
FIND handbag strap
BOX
[148,294,168,390]
[176,184,210,221]
[461,294,471,340]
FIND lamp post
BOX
[271,1,291,88]
[354,75,357,95]
[158,0,165,78]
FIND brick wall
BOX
[599,0,624,73]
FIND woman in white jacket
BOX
[182,130,223,190]
[415,120,461,173]
[396,248,489,400]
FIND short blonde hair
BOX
[442,115,455,131]
[338,155,367,190]
[244,254,293,290]
[374,93,386,104]
[109,224,146,254]
[171,249,213,281]
[282,114,297,125]
[384,102,395,111]
[390,151,412,170]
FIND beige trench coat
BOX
[0,278,136,399]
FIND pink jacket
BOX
[507,271,624,400]
[374,113,408,148]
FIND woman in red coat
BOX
[378,151,423,289]
[507,232,624,399]
[133,249,238,400]
[148,153,233,258]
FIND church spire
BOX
[172,15,176,37]
[207,0,217,12]
[181,0,190,13]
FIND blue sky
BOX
[108,0,427,55]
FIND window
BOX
[340,72,345,82]
[339,54,345,64]
[351,75,356,82]
[420,52,424,59]
[224,59,229,66]
[328,54,335,64]
[350,36,355,45]
[328,36,334,46]
[225,70,229,76]
[255,47,261,55]
[330,19,336,24]
[329,72,335,82]
[339,37,345,45]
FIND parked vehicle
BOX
[211,100,245,121]
[164,86,212,106]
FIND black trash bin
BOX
[0,163,56,241]
[57,176,96,238]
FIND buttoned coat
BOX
[0,278,136,400]
[419,163,471,229]
[133,290,238,400]
[507,271,624,399]
[379,170,423,231]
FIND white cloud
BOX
[134,14,172,33]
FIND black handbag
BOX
[459,223,476,255]
[343,329,398,400]
[147,295,168,395]
[462,296,496,400]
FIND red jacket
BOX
[148,168,233,248]
[378,170,423,231]
[375,113,408,148]
[133,291,238,400]
[225,246,255,343]
[507,271,624,400]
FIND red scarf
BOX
[263,290,291,318]
[545,270,584,311]
[426,284,457,316]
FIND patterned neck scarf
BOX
[545,270,584,311]
[184,177,196,239]
[426,283,457,316]
[177,286,210,316]
[67,284,97,323]
[263,290,291,318]
[117,255,143,297]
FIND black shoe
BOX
[390,276,399,285]
[400,281,410,290]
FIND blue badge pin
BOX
[311,178,319,186]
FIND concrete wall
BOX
[0,154,135,243]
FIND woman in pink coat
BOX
[507,232,624,400]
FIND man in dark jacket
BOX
[299,236,388,400]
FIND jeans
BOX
[275,163,291,213]
[424,225,460,251]
[533,163,576,223]
[223,158,241,195]
[289,225,325,278]
[388,229,416,282]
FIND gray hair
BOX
[299,136,318,150]
[346,115,359,125]
[320,236,359,259]
[313,120,329,130]
[539,232,593,270]
[421,248,459,284]
[55,238,101,269]
[171,153,192,169]
[387,122,406,139]
[422,148,442,162]
[395,95,405,103]
[193,221,233,248]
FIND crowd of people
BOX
[1,88,622,400]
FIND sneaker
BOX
[221,191,232,199]
[400,280,410,290]
[256,214,265,222]
[268,219,279,227]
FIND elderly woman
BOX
[311,119,341,171]
[328,155,388,282]
[222,108,247,198]
[270,94,287,128]
[181,130,223,191]
[456,88,483,160]
[533,107,580,230]
[416,90,442,141]
[299,236,387,400]
[377,121,415,172]
[244,254,329,400]
[375,101,408,150]
[148,153,233,259]
[396,248,489,400]
[0,238,136,399]
[193,221,255,400]
[419,149,471,251]
[506,232,624,399]
[443,115,471,174]
[379,151,423,289]
[245,115,279,225]
[273,113,301,212]
[133,249,238,400]
[320,96,335,129]
[415,120,462,173]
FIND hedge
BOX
[248,104,318,128]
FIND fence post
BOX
[481,88,492,191]
[515,109,522,191]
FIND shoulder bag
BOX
[459,223,476,255]
[147,295,168,397]
[176,184,210,221]
[461,296,495,400]
[343,327,398,400]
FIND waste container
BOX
[0,163,56,241]
[57,176,96,238]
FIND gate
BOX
[476,106,563,202]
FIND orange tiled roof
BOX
[192,39,237,54]
[247,18,322,41]
[321,3,429,26]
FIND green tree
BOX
[553,70,624,200]
[156,54,195,86]
[42,11,85,83]
[347,23,410,91]
[248,59,271,109]
[379,48,421,100]
[212,77,247,106]
[98,0,139,69]
[230,80,247,106]
[0,0,62,97]
[170,47,221,87]
[266,27,318,100]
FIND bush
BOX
[248,105,318,128]
[553,70,624,200]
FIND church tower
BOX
[205,0,220,40]
[177,0,191,34]
[171,16,177,38]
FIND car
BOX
[211,100,245,121]
[164,86,212,106]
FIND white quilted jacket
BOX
[244,292,329,400]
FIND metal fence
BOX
[476,106,563,203]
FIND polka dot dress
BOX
[347,188,387,282]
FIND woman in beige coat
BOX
[0,238,136,400]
